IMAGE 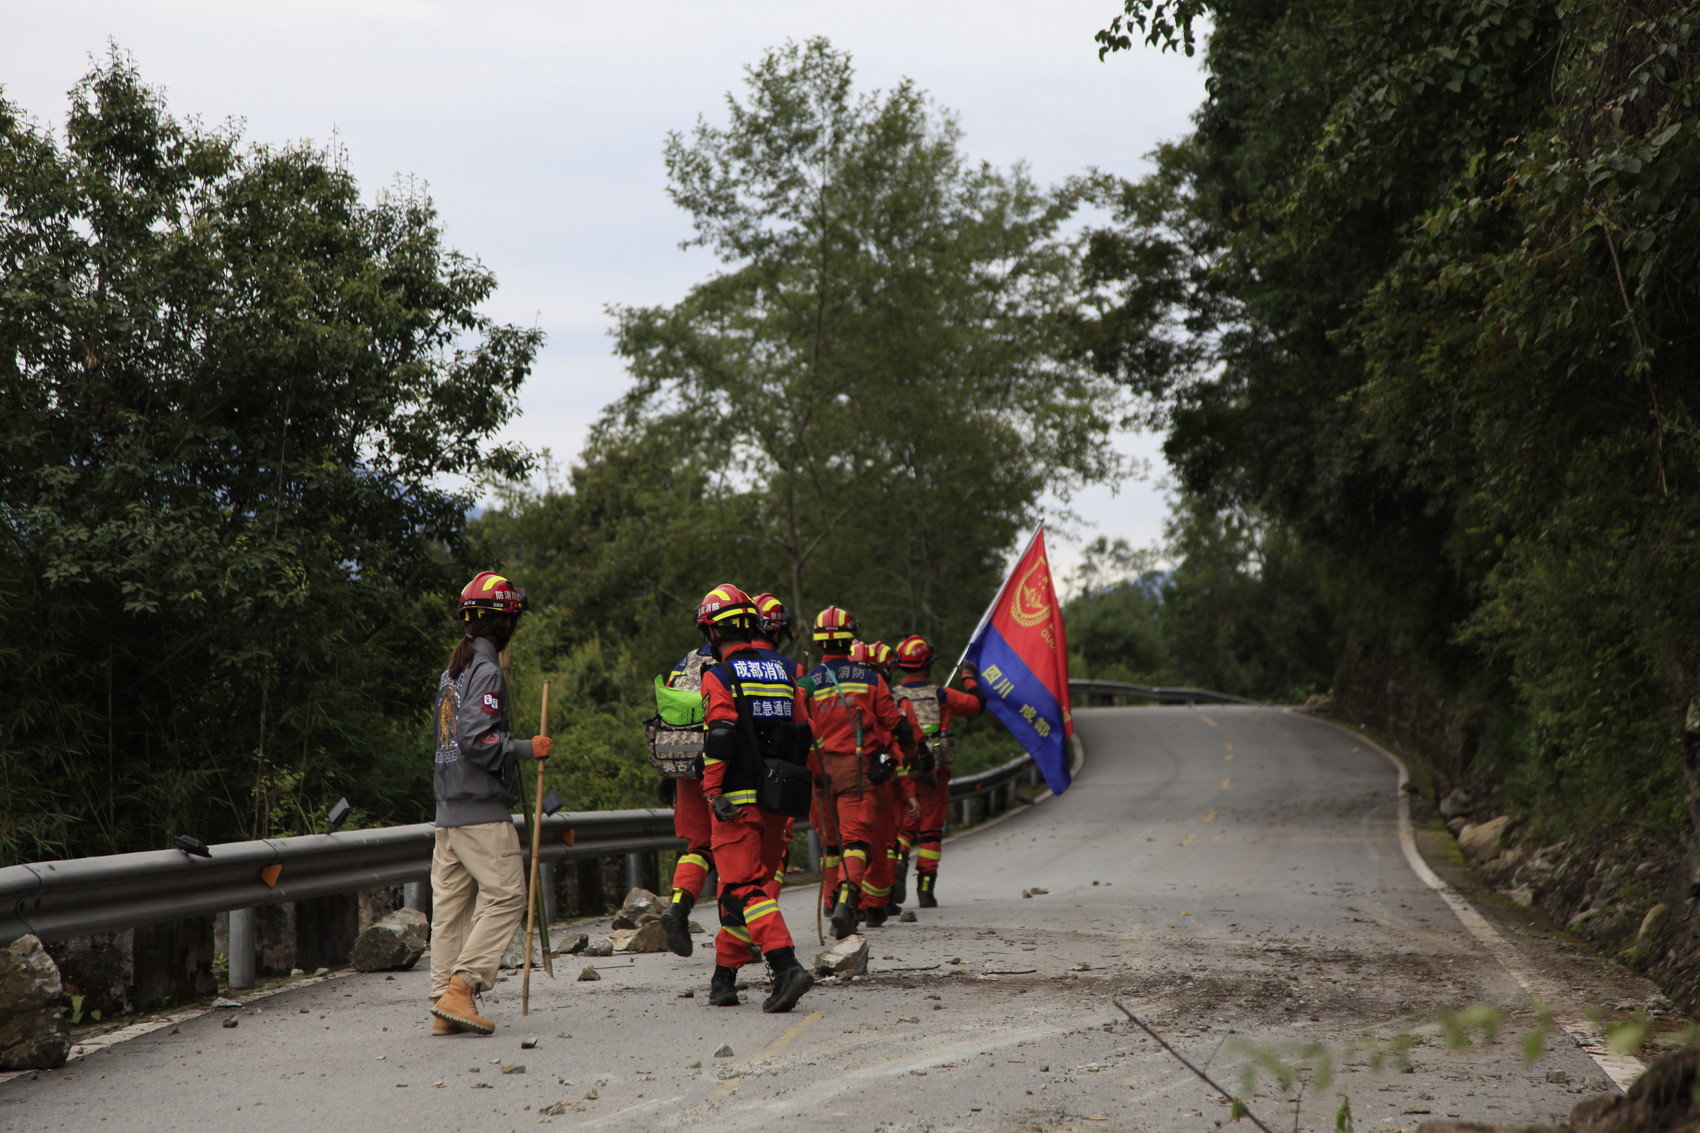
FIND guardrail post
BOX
[624,852,644,895]
[538,862,557,924]
[403,881,430,917]
[805,828,821,876]
[959,797,972,828]
[228,908,255,990]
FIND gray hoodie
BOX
[432,637,535,827]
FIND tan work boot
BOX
[430,973,494,1035]
[429,998,464,1036]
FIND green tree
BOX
[0,53,541,862]
[1089,0,1700,846]
[603,38,1126,648]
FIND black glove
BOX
[867,750,895,785]
[917,743,936,775]
[710,794,740,822]
[656,777,676,806]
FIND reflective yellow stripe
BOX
[738,681,794,697]
[917,848,941,861]
[860,881,891,897]
[704,757,726,766]
[678,853,710,871]
[743,899,779,921]
[723,925,752,943]
[812,683,872,699]
[723,789,757,805]
[843,847,868,862]
[821,854,842,867]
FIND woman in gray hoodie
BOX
[428,571,551,1036]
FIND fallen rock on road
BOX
[0,936,69,1071]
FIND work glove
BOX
[710,794,740,822]
[916,743,936,775]
[959,663,978,684]
[531,735,553,760]
[656,777,676,806]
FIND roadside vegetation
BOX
[1085,0,1700,856]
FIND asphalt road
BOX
[0,706,1671,1131]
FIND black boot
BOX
[761,949,814,1014]
[863,904,888,928]
[891,856,910,907]
[660,891,694,957]
[917,873,938,908]
[829,882,857,940]
[708,965,740,1007]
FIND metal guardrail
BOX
[0,677,1230,946]
[0,809,677,944]
[0,760,1037,945]
[1069,678,1258,706]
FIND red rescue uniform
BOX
[752,637,809,902]
[894,673,985,886]
[664,646,716,905]
[701,645,810,968]
[806,653,900,912]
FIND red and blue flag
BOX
[961,526,1074,794]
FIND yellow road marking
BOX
[700,1007,826,1104]
[753,1008,826,1065]
[1202,810,1217,822]
[1221,778,1231,790]
[1200,715,1218,727]
[1179,834,1196,847]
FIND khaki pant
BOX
[429,821,525,998]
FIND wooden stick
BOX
[522,679,552,1016]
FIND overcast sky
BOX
[5,1,1206,588]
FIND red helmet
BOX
[458,571,528,620]
[868,641,894,671]
[812,605,859,644]
[752,592,791,640]
[848,640,872,664]
[895,635,934,670]
[696,583,759,634]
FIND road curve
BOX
[0,706,1659,1131]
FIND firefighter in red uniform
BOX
[809,609,908,938]
[848,642,902,921]
[865,641,922,916]
[891,635,985,908]
[751,593,808,901]
[696,584,815,1012]
[656,641,715,958]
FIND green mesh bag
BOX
[654,675,704,727]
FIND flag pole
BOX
[948,522,1044,686]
